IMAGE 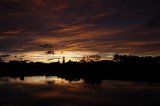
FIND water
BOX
[0,76,160,106]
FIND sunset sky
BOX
[0,0,160,62]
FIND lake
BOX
[0,76,160,106]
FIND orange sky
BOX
[0,0,160,62]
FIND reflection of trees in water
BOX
[83,77,103,90]
[84,83,102,90]
[55,73,103,90]
[20,76,24,81]
[0,77,8,82]
[56,72,82,83]
[0,54,160,84]
[46,80,55,87]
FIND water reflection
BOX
[0,76,84,85]
[1,76,160,106]
[1,76,160,91]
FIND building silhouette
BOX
[62,57,65,64]
[58,58,60,63]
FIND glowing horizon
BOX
[0,0,160,62]
[0,50,111,63]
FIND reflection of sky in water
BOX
[0,76,83,85]
[0,77,160,106]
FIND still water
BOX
[0,76,160,106]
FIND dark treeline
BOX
[113,54,160,63]
[0,54,160,83]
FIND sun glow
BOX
[3,51,98,63]
[1,50,114,63]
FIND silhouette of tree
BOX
[80,55,101,63]
[68,60,74,63]
[79,57,86,63]
[113,54,120,62]
[113,54,160,63]
[87,55,101,62]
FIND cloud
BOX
[39,44,53,49]
[0,54,11,58]
[143,15,160,28]
[0,0,160,59]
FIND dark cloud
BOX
[39,44,53,49]
[0,54,11,58]
[0,0,160,59]
[143,15,160,28]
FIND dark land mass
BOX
[0,54,160,84]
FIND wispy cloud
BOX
[0,0,160,60]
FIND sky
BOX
[0,0,160,62]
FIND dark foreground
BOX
[0,56,160,106]
[0,60,160,83]
[0,76,160,106]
